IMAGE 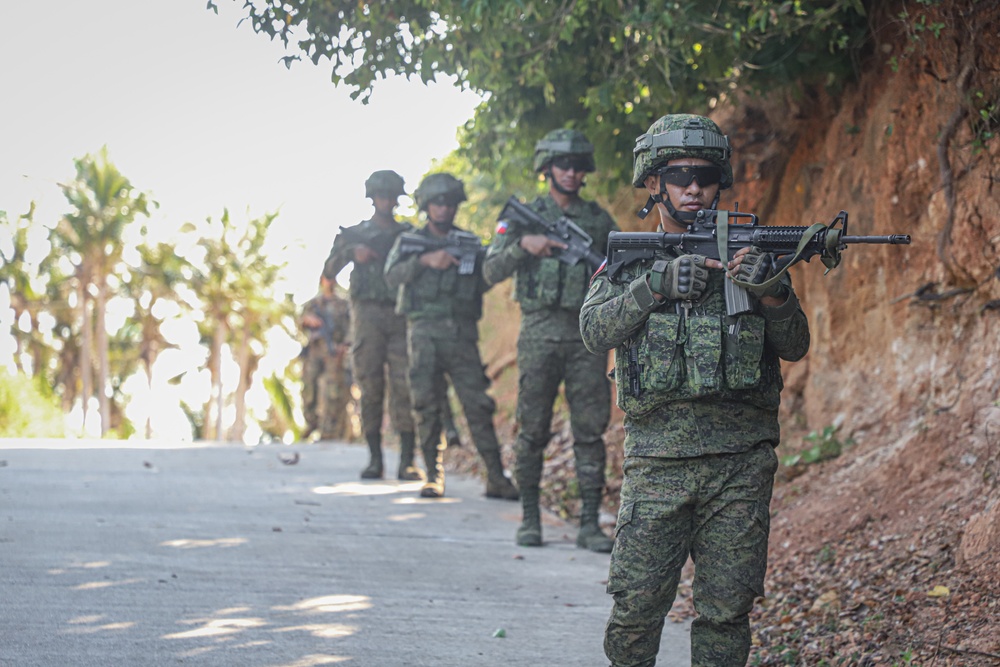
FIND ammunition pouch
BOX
[614,311,766,417]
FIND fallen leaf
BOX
[927,585,950,597]
[492,628,506,638]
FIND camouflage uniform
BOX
[484,181,618,550]
[323,170,419,479]
[300,290,353,440]
[384,173,517,500]
[580,115,811,666]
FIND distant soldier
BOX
[484,128,619,551]
[384,173,518,500]
[300,276,352,441]
[323,170,422,480]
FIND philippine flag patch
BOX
[495,220,509,235]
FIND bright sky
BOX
[0,0,481,300]
[0,0,481,440]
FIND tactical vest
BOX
[610,259,783,418]
[396,228,484,321]
[513,198,612,312]
[335,219,411,303]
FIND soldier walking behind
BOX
[483,129,619,552]
[323,170,422,481]
[300,275,353,441]
[384,173,519,501]
[580,114,811,666]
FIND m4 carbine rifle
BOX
[605,209,911,316]
[497,197,606,272]
[395,229,486,275]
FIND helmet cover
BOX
[533,128,596,173]
[632,114,732,189]
[365,170,406,198]
[414,173,467,211]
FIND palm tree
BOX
[187,209,290,442]
[0,205,44,375]
[50,147,154,435]
[124,238,190,438]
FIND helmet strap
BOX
[637,195,659,220]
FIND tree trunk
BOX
[229,324,253,443]
[204,323,226,441]
[95,271,111,436]
[78,276,93,435]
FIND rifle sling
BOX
[717,213,828,291]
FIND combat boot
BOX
[577,487,614,553]
[474,440,518,500]
[514,443,543,545]
[419,438,445,498]
[360,430,384,480]
[516,486,542,547]
[397,431,424,481]
[485,472,519,500]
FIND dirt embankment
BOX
[462,2,999,663]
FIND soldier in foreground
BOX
[580,114,811,666]
[299,275,352,441]
[323,170,422,480]
[384,173,518,500]
[483,129,618,552]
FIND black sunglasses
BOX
[657,165,722,187]
[550,156,590,172]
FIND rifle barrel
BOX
[841,234,911,244]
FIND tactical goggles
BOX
[427,195,458,207]
[656,165,722,188]
[550,155,590,172]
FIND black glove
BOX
[648,255,709,301]
[732,246,786,299]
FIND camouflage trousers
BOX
[302,347,352,440]
[514,337,611,492]
[604,442,778,667]
[350,301,414,437]
[407,322,502,473]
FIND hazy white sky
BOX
[0,0,481,301]
[0,0,483,439]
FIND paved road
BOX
[0,439,691,666]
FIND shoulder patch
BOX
[495,220,509,235]
[589,259,608,286]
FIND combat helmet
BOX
[414,173,467,211]
[632,114,732,189]
[533,129,596,173]
[364,170,406,199]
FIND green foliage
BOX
[971,88,998,151]
[232,0,870,191]
[0,370,65,437]
[261,371,299,441]
[780,424,852,467]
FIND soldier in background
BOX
[581,114,811,666]
[323,170,422,480]
[384,173,519,500]
[300,275,352,441]
[483,129,618,552]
